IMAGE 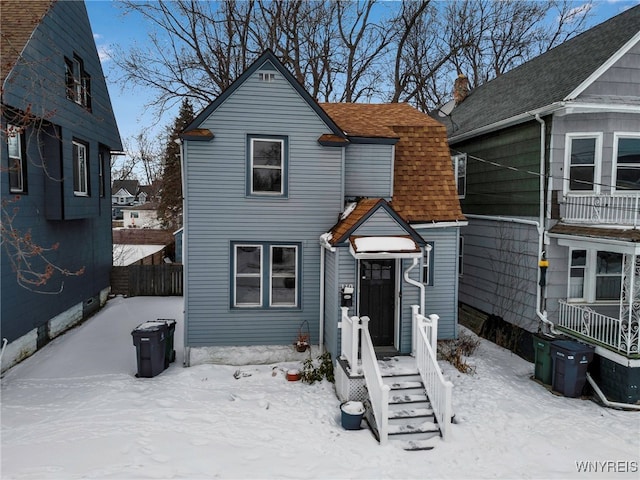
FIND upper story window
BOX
[613,134,640,192]
[247,135,288,196]
[73,140,89,196]
[564,133,602,193]
[568,249,622,302]
[7,124,27,193]
[65,55,91,109]
[452,153,467,198]
[232,242,300,308]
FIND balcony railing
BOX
[563,194,640,226]
[558,300,639,356]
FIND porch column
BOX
[619,253,640,355]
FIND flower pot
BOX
[286,369,301,381]
[295,343,309,353]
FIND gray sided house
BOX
[447,6,640,404]
[180,51,465,367]
[1,1,122,371]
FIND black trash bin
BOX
[157,318,176,368]
[132,321,167,378]
[550,340,595,397]
[533,333,557,385]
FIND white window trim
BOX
[7,124,24,193]
[452,153,467,199]
[611,132,640,194]
[269,245,298,307]
[234,244,263,307]
[563,132,603,195]
[73,140,89,196]
[567,248,622,304]
[250,137,284,195]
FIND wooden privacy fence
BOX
[111,264,183,296]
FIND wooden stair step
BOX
[388,407,434,419]
[388,420,440,435]
[389,393,428,404]
[387,380,423,390]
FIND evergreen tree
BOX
[157,98,194,230]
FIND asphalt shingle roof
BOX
[448,5,640,140]
[321,103,465,223]
[1,0,54,87]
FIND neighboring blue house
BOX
[181,51,465,446]
[447,7,640,404]
[1,0,121,372]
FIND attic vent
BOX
[258,72,276,82]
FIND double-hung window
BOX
[73,140,89,196]
[7,124,26,193]
[565,133,602,193]
[568,249,622,302]
[65,55,91,109]
[247,135,287,196]
[452,153,467,198]
[613,134,640,191]
[233,243,299,308]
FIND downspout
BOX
[587,373,640,411]
[177,137,191,367]
[319,234,336,356]
[403,250,427,316]
[534,114,560,336]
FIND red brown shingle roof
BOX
[320,103,465,223]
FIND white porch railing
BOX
[360,316,391,445]
[563,194,640,226]
[558,300,639,356]
[412,305,453,440]
[339,307,360,374]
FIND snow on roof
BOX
[352,236,419,253]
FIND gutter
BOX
[449,102,565,145]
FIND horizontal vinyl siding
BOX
[323,248,339,358]
[345,143,393,198]
[415,227,460,340]
[352,209,408,236]
[184,68,343,347]
[455,121,541,217]
[458,219,539,332]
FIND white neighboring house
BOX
[112,187,136,205]
[123,203,161,229]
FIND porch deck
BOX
[557,301,640,358]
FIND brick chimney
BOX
[453,73,470,105]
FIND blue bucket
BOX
[340,401,365,430]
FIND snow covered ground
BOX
[1,296,638,479]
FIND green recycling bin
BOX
[533,333,557,385]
